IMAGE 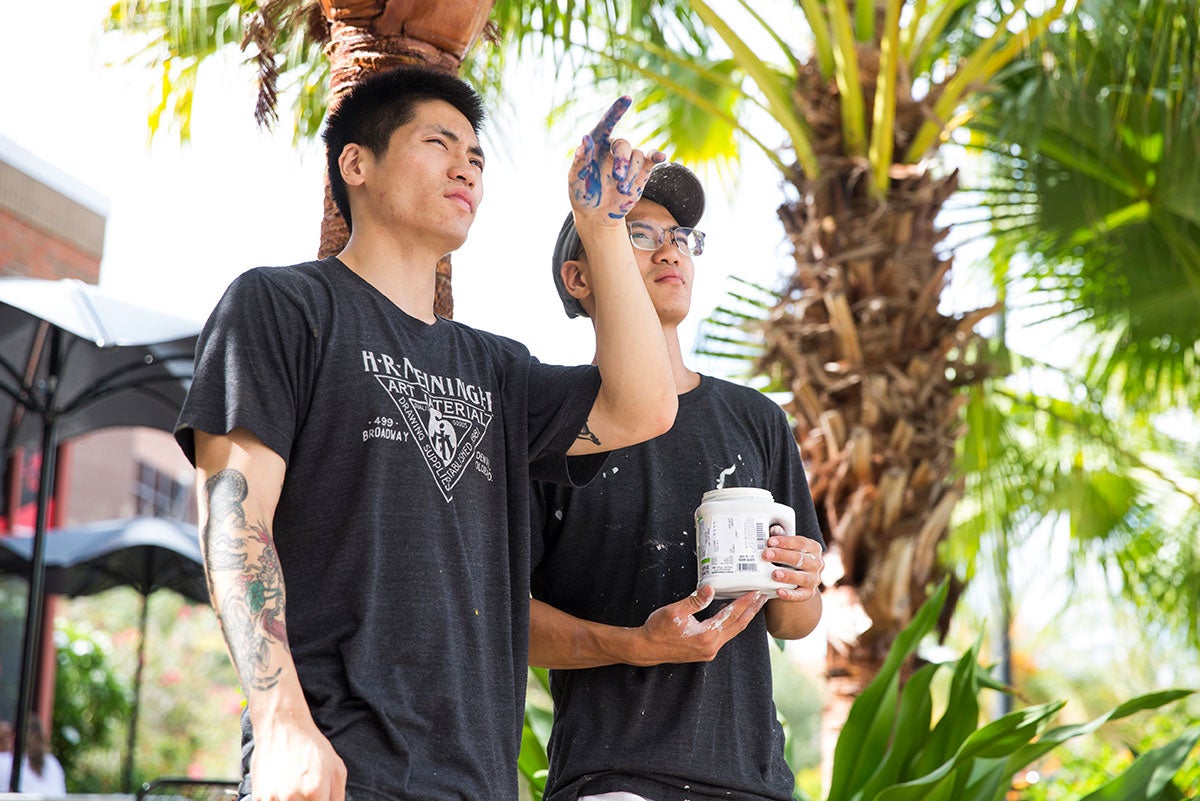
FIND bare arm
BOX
[564,97,677,456]
[196,428,346,801]
[760,528,825,640]
[529,587,767,669]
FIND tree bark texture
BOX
[761,54,992,769]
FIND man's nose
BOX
[654,239,681,263]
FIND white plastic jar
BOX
[694,487,796,598]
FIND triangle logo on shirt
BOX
[374,373,494,502]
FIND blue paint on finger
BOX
[589,96,632,152]
[612,152,632,195]
[571,133,603,207]
[576,161,603,207]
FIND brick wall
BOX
[0,154,104,281]
[0,209,99,280]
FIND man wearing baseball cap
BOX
[530,162,826,801]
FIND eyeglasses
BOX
[627,221,706,256]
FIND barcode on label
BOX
[755,521,766,548]
[738,562,758,572]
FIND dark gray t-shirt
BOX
[531,375,823,801]
[177,258,601,801]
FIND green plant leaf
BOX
[959,756,1011,801]
[960,701,1067,761]
[874,701,1065,801]
[1078,726,1200,801]
[854,661,941,797]
[1108,690,1195,719]
[827,581,950,801]
[529,665,551,693]
[912,639,984,776]
[517,711,549,799]
[1004,690,1198,774]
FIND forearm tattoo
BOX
[203,469,288,692]
[577,420,602,447]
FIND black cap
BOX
[551,161,706,319]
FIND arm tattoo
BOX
[203,468,288,692]
[577,420,602,447]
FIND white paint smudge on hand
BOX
[680,600,738,637]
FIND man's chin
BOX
[655,303,692,326]
[439,228,472,256]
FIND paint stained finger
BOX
[611,139,633,192]
[625,149,663,198]
[613,189,642,219]
[571,134,603,208]
[589,96,632,151]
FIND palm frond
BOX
[953,367,1200,646]
[965,0,1200,409]
[689,0,818,177]
[105,0,321,141]
[694,276,778,366]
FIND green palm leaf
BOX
[970,0,1200,408]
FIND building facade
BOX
[0,133,195,735]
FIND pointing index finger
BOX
[589,96,632,152]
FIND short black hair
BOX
[322,65,486,230]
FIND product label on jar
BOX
[698,512,769,577]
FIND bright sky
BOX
[0,0,799,373]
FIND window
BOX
[134,462,195,522]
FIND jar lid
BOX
[700,487,774,503]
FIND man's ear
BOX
[561,259,593,305]
[338,143,368,187]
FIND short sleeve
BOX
[525,360,604,484]
[175,269,317,465]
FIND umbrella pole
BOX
[9,413,59,792]
[122,592,150,793]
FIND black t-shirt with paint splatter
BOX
[531,375,823,801]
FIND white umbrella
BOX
[0,278,199,791]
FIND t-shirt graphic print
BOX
[363,348,495,501]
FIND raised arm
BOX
[565,97,677,456]
[196,428,346,801]
[529,588,767,669]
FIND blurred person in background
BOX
[0,719,67,793]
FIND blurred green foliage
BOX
[53,588,241,790]
[52,620,132,790]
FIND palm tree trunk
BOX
[315,0,495,318]
[766,144,989,770]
